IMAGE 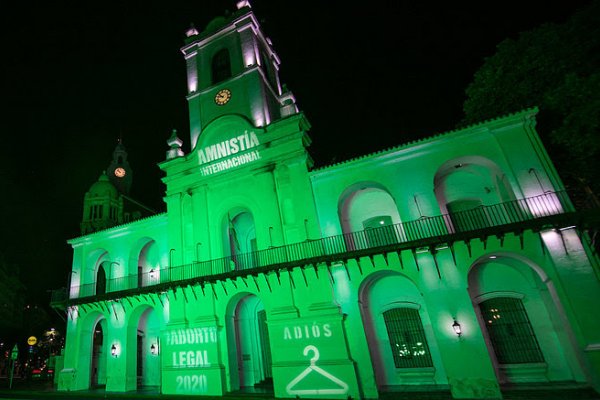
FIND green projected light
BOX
[54,1,600,399]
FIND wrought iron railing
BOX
[51,190,588,305]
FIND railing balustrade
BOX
[52,191,582,304]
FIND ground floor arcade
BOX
[58,229,600,399]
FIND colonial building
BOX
[51,2,600,399]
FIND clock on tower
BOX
[107,140,132,195]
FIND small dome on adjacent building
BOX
[88,171,118,198]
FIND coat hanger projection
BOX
[286,345,349,395]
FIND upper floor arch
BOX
[338,182,404,248]
[83,249,111,296]
[433,156,518,232]
[209,194,267,267]
[221,207,257,269]
[338,182,402,233]
[433,155,516,214]
[128,237,161,287]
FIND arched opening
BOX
[212,48,231,85]
[96,264,106,295]
[338,183,403,250]
[479,297,544,365]
[126,306,161,391]
[226,294,272,393]
[224,211,257,270]
[359,272,447,388]
[468,255,585,384]
[84,250,110,297]
[136,240,159,287]
[91,319,108,388]
[434,157,516,232]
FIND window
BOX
[480,297,544,364]
[383,308,433,368]
[109,206,117,220]
[90,205,104,220]
[212,48,231,84]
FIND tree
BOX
[461,1,600,194]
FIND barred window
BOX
[480,297,544,364]
[383,307,433,368]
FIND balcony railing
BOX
[51,190,594,305]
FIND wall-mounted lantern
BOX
[149,268,156,279]
[452,320,462,337]
[150,343,158,355]
[111,344,118,357]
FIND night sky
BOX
[0,1,591,311]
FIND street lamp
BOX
[452,320,462,337]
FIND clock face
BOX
[214,89,232,105]
[114,167,126,178]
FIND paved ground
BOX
[0,379,598,399]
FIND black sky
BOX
[0,1,592,308]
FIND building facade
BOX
[52,3,600,399]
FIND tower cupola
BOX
[181,0,298,151]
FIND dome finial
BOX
[166,129,184,160]
[186,24,199,37]
[237,0,251,9]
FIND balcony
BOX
[50,190,599,307]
